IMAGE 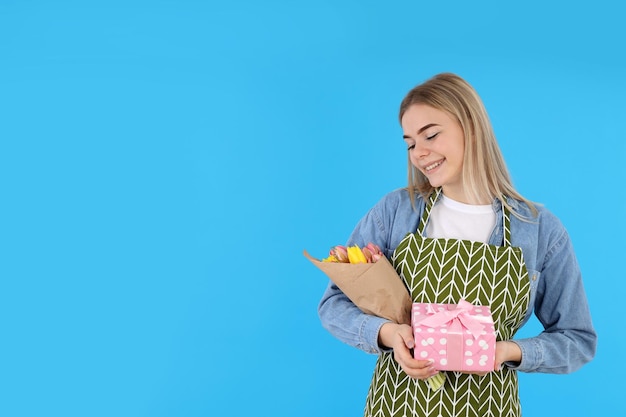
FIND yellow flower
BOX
[347,246,367,264]
[322,254,338,263]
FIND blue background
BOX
[1,1,624,416]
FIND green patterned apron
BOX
[364,189,531,417]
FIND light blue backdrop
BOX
[1,1,624,416]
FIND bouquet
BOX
[304,243,412,324]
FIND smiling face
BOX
[401,104,468,202]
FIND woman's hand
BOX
[378,322,440,380]
[494,340,522,371]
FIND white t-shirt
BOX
[426,194,496,243]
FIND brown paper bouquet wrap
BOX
[304,248,412,325]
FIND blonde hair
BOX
[399,73,537,218]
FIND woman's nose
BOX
[412,141,429,158]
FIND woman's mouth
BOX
[424,159,444,172]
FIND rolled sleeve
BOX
[506,339,543,372]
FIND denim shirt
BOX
[318,188,597,374]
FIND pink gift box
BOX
[412,299,496,372]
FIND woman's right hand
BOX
[378,322,440,380]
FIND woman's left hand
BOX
[493,340,522,371]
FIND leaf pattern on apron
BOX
[364,189,531,417]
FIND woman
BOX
[317,73,597,417]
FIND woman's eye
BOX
[426,132,439,140]
[407,144,415,151]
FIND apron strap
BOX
[502,203,512,247]
[416,188,442,236]
[417,188,513,248]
